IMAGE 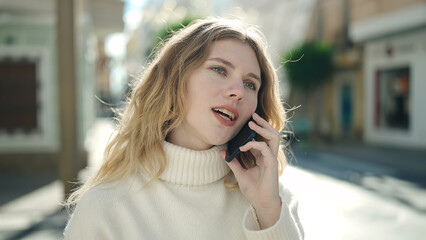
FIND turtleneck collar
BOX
[160,141,230,187]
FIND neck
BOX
[167,129,213,151]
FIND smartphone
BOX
[225,117,256,163]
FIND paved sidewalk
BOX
[0,119,115,240]
[0,180,65,240]
[0,119,425,240]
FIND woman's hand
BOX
[221,113,282,229]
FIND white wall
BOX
[364,29,426,148]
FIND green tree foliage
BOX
[150,16,199,54]
[283,42,333,91]
[157,17,196,42]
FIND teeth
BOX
[213,108,235,121]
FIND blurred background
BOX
[0,0,425,239]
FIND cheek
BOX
[188,73,219,96]
[244,96,258,116]
[252,100,258,114]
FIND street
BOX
[282,166,426,240]
[1,119,425,240]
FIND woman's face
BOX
[168,38,261,150]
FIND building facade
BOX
[302,0,364,140]
[0,0,124,193]
[301,0,426,149]
[350,0,426,148]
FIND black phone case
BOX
[225,118,256,163]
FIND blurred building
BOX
[0,0,124,192]
[303,0,363,140]
[303,0,426,149]
[350,0,426,148]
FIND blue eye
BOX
[212,66,226,76]
[244,81,257,90]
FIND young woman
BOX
[64,17,304,239]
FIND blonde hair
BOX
[66,17,287,206]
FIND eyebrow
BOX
[207,57,262,84]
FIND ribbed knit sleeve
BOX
[242,184,304,240]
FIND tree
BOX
[284,41,333,92]
[283,41,333,139]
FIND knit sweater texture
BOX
[64,141,303,239]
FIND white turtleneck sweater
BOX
[64,142,303,239]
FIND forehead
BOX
[207,39,261,74]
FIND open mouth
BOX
[212,108,236,121]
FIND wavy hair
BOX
[66,17,287,206]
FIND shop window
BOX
[375,67,410,130]
[0,59,38,133]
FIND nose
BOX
[225,79,245,102]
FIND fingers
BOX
[221,113,280,174]
[252,113,275,131]
[249,113,280,155]
[220,149,245,175]
[240,141,278,168]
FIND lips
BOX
[213,108,235,121]
[212,106,239,126]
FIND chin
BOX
[216,140,229,146]
[209,136,231,146]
